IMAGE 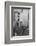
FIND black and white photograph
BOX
[11,7,30,36]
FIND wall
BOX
[0,0,36,46]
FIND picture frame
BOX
[5,1,35,44]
